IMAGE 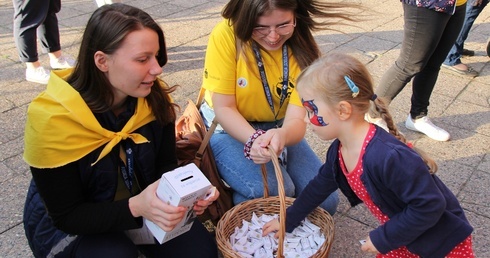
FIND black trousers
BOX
[374,4,466,118]
[12,0,61,62]
[57,221,218,258]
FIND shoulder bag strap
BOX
[195,36,240,160]
[195,86,217,161]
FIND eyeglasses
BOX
[252,20,296,37]
[302,99,328,127]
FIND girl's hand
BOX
[360,236,379,254]
[262,218,281,238]
[129,179,186,232]
[193,187,220,215]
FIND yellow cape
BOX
[23,69,156,168]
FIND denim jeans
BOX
[200,102,339,215]
[444,0,489,66]
[374,4,466,119]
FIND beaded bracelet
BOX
[244,129,266,160]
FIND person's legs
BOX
[40,0,76,70]
[410,5,466,118]
[12,0,48,63]
[12,0,52,83]
[371,4,443,119]
[285,139,339,215]
[404,5,465,141]
[39,0,61,55]
[444,1,488,66]
[139,222,217,258]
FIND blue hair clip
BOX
[344,75,359,98]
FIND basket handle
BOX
[260,147,286,258]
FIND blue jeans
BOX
[374,4,466,119]
[444,0,489,66]
[200,102,339,215]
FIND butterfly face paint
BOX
[302,99,328,126]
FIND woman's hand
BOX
[260,128,286,155]
[472,0,483,7]
[249,128,286,164]
[249,135,272,164]
[360,235,379,254]
[193,187,220,215]
[128,179,186,232]
[262,218,281,238]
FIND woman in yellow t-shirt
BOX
[200,0,359,215]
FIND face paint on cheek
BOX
[301,99,328,126]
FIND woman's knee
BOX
[151,222,217,258]
[69,233,138,258]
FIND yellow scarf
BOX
[23,69,156,168]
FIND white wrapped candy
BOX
[229,213,326,257]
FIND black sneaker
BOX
[462,49,475,56]
[486,38,490,57]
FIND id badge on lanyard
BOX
[119,143,134,194]
[251,42,289,125]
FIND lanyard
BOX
[251,42,289,123]
[119,143,134,195]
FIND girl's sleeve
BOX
[285,162,338,232]
[31,163,141,235]
[368,147,446,254]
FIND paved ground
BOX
[0,0,489,257]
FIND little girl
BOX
[262,53,474,257]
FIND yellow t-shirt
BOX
[456,0,467,6]
[202,19,302,122]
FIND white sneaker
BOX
[364,113,389,132]
[25,67,50,84]
[405,115,450,141]
[50,55,76,69]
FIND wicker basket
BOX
[216,147,335,258]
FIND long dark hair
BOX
[222,0,360,69]
[67,3,177,125]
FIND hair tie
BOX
[371,94,377,101]
[344,75,359,98]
